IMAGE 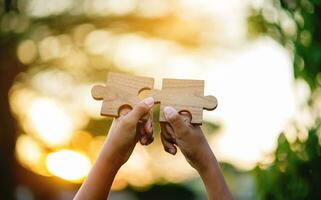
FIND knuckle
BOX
[168,113,180,123]
[137,102,149,112]
[147,136,154,144]
[164,146,170,153]
[161,130,170,139]
[146,130,153,137]
[176,128,189,140]
[131,103,149,118]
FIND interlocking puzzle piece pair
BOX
[91,72,217,124]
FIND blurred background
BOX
[0,0,320,199]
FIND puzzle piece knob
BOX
[91,85,107,100]
[203,95,218,110]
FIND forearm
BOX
[197,150,233,200]
[74,142,122,200]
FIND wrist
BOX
[193,147,218,173]
[100,141,128,169]
[105,151,126,169]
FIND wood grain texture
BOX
[91,73,217,124]
[147,79,217,124]
[92,72,154,117]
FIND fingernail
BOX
[143,97,154,108]
[141,137,148,145]
[164,106,176,119]
[169,148,176,155]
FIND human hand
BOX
[159,108,233,199]
[160,106,215,171]
[102,97,154,167]
[76,101,232,200]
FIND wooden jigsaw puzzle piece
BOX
[92,85,115,100]
[91,72,154,118]
[100,94,139,116]
[147,79,217,124]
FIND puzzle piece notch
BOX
[92,73,217,124]
[147,79,218,124]
[91,72,154,118]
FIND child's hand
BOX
[76,101,232,200]
[74,98,154,200]
[102,97,154,167]
[160,106,233,200]
[160,106,214,171]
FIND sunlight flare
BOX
[27,98,74,147]
[46,150,91,182]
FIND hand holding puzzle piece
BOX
[91,72,217,124]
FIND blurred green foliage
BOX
[248,0,321,89]
[249,0,321,199]
[255,127,321,199]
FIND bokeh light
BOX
[17,40,37,64]
[46,150,91,182]
[10,0,296,180]
[15,135,49,176]
[2,0,320,199]
[27,98,74,147]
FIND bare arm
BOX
[161,107,233,200]
[74,97,154,200]
[73,144,120,200]
[195,143,232,200]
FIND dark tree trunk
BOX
[0,35,24,200]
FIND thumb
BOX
[126,97,154,123]
[163,106,188,137]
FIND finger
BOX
[160,124,177,155]
[179,111,192,124]
[138,112,153,145]
[140,135,154,145]
[137,123,147,145]
[143,112,153,134]
[163,106,189,137]
[144,135,154,145]
[137,113,151,136]
[140,122,154,145]
[164,123,176,141]
[160,132,177,155]
[144,117,154,141]
[125,97,154,123]
[160,122,176,143]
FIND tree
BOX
[249,0,321,199]
[0,1,220,199]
